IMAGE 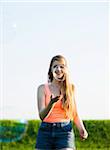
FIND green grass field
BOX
[1,147,110,150]
[1,144,110,150]
[1,120,110,150]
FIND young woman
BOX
[35,55,88,150]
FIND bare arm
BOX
[74,113,88,139]
[72,85,88,139]
[37,84,61,121]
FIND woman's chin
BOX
[57,75,63,79]
[58,75,65,81]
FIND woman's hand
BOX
[50,95,63,104]
[79,129,88,140]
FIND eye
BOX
[60,65,66,69]
[60,65,64,69]
[53,65,57,68]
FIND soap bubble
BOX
[0,120,28,143]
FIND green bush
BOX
[73,120,110,148]
[0,120,110,149]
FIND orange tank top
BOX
[43,84,70,123]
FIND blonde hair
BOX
[48,55,74,119]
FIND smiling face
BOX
[48,55,68,82]
[51,59,67,81]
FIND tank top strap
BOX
[44,83,51,106]
[44,83,51,96]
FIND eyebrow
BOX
[53,64,65,67]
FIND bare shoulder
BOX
[38,84,45,89]
[37,84,45,93]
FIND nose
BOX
[56,66,61,71]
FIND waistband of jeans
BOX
[41,121,71,128]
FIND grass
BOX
[1,120,110,150]
[78,149,110,150]
[1,148,110,150]
[1,144,110,150]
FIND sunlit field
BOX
[0,120,110,150]
[1,146,110,150]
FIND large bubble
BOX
[0,120,28,143]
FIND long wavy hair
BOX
[48,55,75,119]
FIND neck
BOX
[51,79,62,88]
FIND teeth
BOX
[55,72,61,75]
[55,73,62,75]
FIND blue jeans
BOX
[35,121,76,150]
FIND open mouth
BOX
[55,72,62,75]
[57,75,64,80]
[53,69,65,81]
[56,73,63,78]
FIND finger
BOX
[54,97,61,101]
[80,136,85,141]
[55,95,60,99]
[55,97,60,100]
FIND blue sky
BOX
[0,1,109,120]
